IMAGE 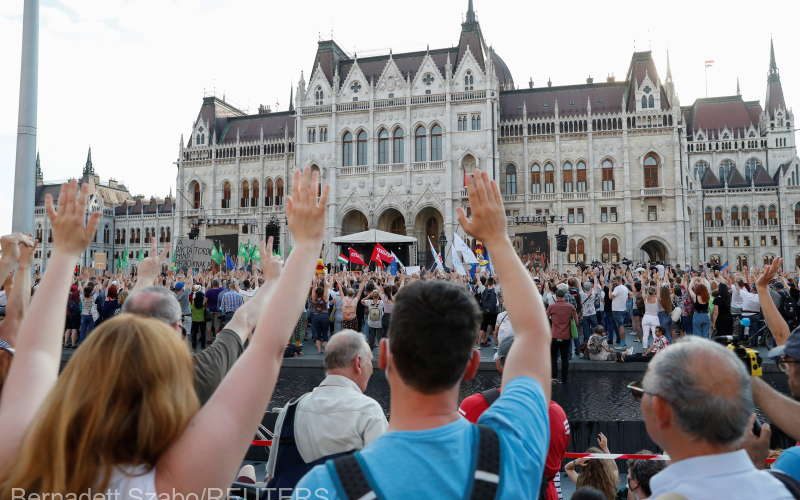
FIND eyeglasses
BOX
[777,357,800,373]
[627,381,646,401]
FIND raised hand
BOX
[286,167,328,247]
[132,237,169,292]
[45,181,101,257]
[456,171,508,246]
[755,257,782,291]
[258,236,282,282]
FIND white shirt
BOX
[240,288,257,301]
[579,288,597,317]
[495,311,514,345]
[611,284,629,312]
[731,285,744,309]
[294,374,388,463]
[738,286,761,314]
[650,450,792,500]
[107,465,156,499]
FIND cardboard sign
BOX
[404,266,421,276]
[174,238,214,269]
[94,252,107,270]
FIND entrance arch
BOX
[414,206,443,267]
[341,210,369,235]
[377,208,406,235]
[640,239,669,263]
[461,154,477,187]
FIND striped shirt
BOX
[218,289,244,314]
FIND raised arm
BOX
[457,171,551,399]
[156,167,329,495]
[131,237,169,294]
[755,258,790,345]
[0,181,99,470]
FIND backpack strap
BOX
[470,425,501,500]
[770,470,800,499]
[329,453,377,500]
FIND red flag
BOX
[370,243,394,265]
[348,247,366,266]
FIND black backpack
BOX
[771,470,800,499]
[778,290,799,328]
[481,288,498,314]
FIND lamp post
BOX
[12,0,39,233]
[439,231,447,265]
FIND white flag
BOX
[451,244,466,275]
[428,237,444,272]
[453,232,478,264]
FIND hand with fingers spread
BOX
[755,257,782,291]
[133,237,170,292]
[45,181,101,257]
[258,237,282,282]
[287,167,329,248]
[456,171,508,246]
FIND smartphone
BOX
[752,417,762,438]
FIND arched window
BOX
[694,160,709,180]
[222,181,231,208]
[731,206,739,226]
[276,178,285,206]
[377,128,389,164]
[314,86,324,106]
[189,181,201,209]
[795,202,800,224]
[643,153,659,188]
[719,159,735,183]
[601,237,619,263]
[159,227,165,243]
[35,223,42,242]
[166,227,171,242]
[430,125,443,161]
[568,238,586,264]
[714,206,723,227]
[103,224,110,244]
[741,206,750,226]
[392,128,405,163]
[745,158,761,184]
[251,179,259,207]
[641,95,647,109]
[342,132,353,166]
[576,161,587,192]
[505,164,517,195]
[704,207,713,227]
[356,130,368,166]
[265,178,274,206]
[464,71,474,91]
[531,164,542,193]
[601,159,615,191]
[648,95,654,108]
[544,163,555,193]
[415,125,427,162]
[758,205,767,225]
[240,180,250,207]
[562,161,574,192]
[768,204,778,225]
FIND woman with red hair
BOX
[690,277,711,338]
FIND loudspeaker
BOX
[556,234,568,252]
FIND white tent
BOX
[332,229,416,244]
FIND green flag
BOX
[238,243,248,264]
[211,242,224,265]
[121,250,129,269]
[247,243,259,262]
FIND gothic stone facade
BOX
[175,2,799,269]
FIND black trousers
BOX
[551,339,570,383]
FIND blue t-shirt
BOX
[774,446,800,482]
[294,376,548,499]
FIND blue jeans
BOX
[657,311,673,342]
[581,314,598,342]
[610,311,627,345]
[79,314,94,344]
[681,315,693,335]
[693,312,711,338]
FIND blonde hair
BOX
[0,314,199,495]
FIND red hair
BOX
[693,283,710,303]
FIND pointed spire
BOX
[180,133,185,152]
[466,0,476,24]
[736,77,741,96]
[36,152,43,185]
[769,37,778,75]
[289,85,294,112]
[83,147,95,177]
[665,49,673,81]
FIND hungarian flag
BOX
[338,254,349,265]
[370,243,394,265]
[348,247,366,266]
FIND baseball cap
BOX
[768,328,800,360]
[174,282,185,291]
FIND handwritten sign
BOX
[174,238,214,269]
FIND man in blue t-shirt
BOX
[295,171,553,498]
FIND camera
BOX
[713,335,763,377]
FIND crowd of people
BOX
[1,170,800,499]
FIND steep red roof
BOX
[500,82,626,119]
[687,96,759,134]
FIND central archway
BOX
[377,208,406,235]
[414,206,443,267]
[640,239,669,263]
[341,210,368,235]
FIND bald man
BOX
[638,337,792,499]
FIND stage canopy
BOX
[332,229,416,245]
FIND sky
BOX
[1,0,798,235]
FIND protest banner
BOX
[174,238,214,270]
